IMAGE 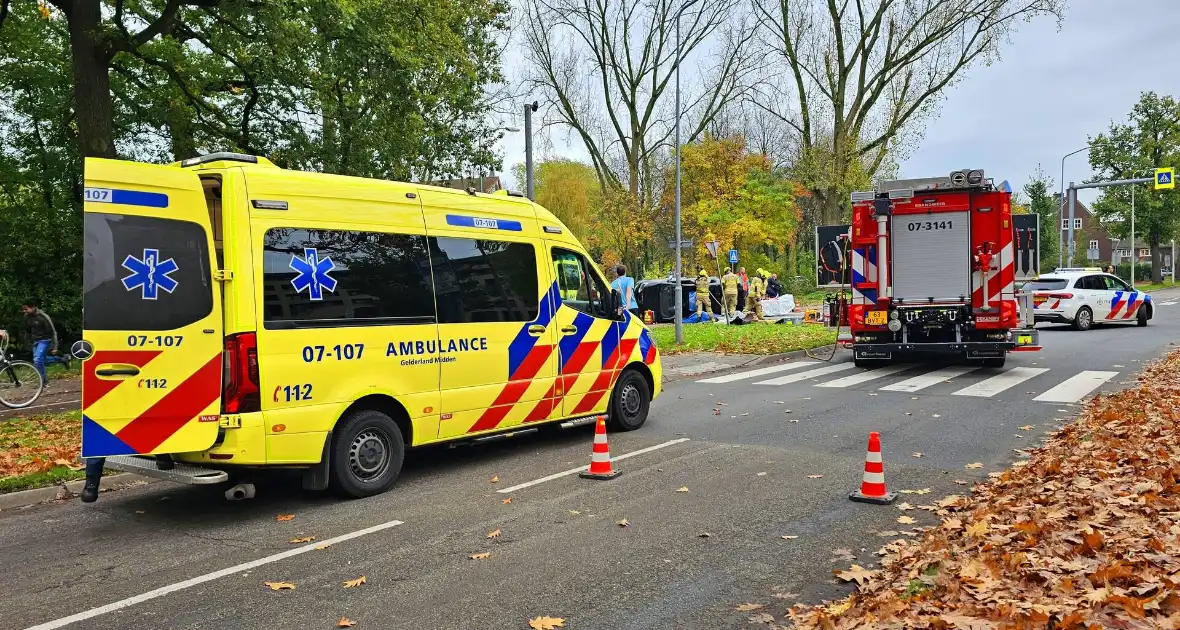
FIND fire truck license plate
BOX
[865,310,888,325]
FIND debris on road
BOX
[528,616,565,629]
[469,552,491,560]
[342,576,366,588]
[336,617,355,628]
[788,348,1180,628]
[264,581,295,591]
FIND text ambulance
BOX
[81,153,661,498]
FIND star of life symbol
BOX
[121,248,179,300]
[290,247,337,300]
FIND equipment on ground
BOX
[829,169,1040,366]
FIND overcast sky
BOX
[494,0,1180,205]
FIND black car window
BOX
[84,213,214,331]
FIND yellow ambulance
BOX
[81,153,661,498]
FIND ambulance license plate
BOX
[865,310,888,326]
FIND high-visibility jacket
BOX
[749,276,764,299]
[694,276,710,294]
[721,272,740,294]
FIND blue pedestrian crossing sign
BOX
[728,249,739,264]
[1156,167,1175,190]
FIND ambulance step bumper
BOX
[104,455,230,485]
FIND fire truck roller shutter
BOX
[891,211,972,301]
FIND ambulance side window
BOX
[261,228,436,328]
[429,237,539,323]
[552,249,609,318]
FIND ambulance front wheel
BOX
[608,369,650,432]
[329,409,405,498]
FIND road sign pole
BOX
[1131,184,1135,288]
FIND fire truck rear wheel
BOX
[1072,306,1093,331]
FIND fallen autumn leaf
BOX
[676,486,689,493]
[964,462,983,469]
[527,616,565,630]
[275,514,295,521]
[897,515,917,525]
[343,576,366,588]
[469,552,491,560]
[336,617,356,628]
[734,603,765,611]
[486,529,501,539]
[616,519,630,527]
[289,536,315,544]
[807,474,823,479]
[489,475,499,483]
[781,535,799,540]
[264,581,295,591]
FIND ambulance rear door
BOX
[81,158,223,457]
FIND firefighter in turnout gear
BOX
[721,267,740,318]
[746,270,766,321]
[695,269,715,320]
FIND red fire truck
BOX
[832,169,1041,368]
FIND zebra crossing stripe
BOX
[879,366,980,393]
[696,361,817,384]
[1033,370,1117,403]
[755,363,856,386]
[951,367,1049,397]
[815,364,912,388]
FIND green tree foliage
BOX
[1087,92,1180,283]
[1023,165,1059,269]
[660,135,804,278]
[512,159,599,243]
[0,0,509,342]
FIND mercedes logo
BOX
[71,339,94,361]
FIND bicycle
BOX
[0,336,44,408]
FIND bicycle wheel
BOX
[0,361,44,408]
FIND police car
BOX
[1024,268,1153,331]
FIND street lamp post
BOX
[1060,147,1089,270]
[524,101,538,200]
[673,0,699,345]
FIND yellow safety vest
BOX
[750,277,764,298]
[695,276,709,293]
[722,273,739,293]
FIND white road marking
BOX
[1161,301,1178,307]
[755,363,857,386]
[951,367,1050,397]
[1033,370,1118,403]
[496,438,690,493]
[815,364,912,388]
[696,361,817,384]
[879,366,980,393]
[23,519,405,630]
[0,398,81,415]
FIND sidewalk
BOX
[785,347,1180,629]
[0,376,81,421]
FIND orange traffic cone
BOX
[849,431,896,504]
[579,415,620,480]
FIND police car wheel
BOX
[1138,306,1150,326]
[329,409,404,498]
[608,369,650,432]
[1072,307,1093,331]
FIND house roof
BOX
[1052,193,1094,217]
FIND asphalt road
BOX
[3,286,1178,630]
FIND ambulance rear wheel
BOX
[329,409,404,498]
[1072,306,1093,331]
[608,369,650,432]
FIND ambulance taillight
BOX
[223,332,260,413]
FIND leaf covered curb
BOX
[790,349,1180,629]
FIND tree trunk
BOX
[66,1,117,159]
[1150,242,1162,284]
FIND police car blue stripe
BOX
[445,214,523,231]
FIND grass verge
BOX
[1134,279,1176,292]
[785,348,1180,628]
[0,409,84,494]
[651,322,835,355]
